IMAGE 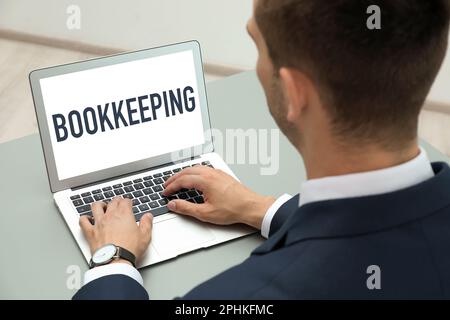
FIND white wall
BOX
[0,0,257,69]
[429,44,450,105]
[0,0,448,104]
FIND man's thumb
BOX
[168,200,200,217]
[139,213,153,236]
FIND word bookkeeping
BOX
[52,85,196,142]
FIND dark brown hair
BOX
[255,0,450,148]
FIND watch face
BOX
[92,244,117,264]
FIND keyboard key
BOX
[149,201,159,209]
[139,196,150,203]
[153,185,163,192]
[72,199,84,207]
[180,188,189,192]
[133,190,143,198]
[93,194,104,201]
[201,161,210,165]
[102,186,112,191]
[123,181,133,186]
[143,176,152,181]
[70,195,81,200]
[92,189,102,194]
[124,186,134,193]
[151,206,170,217]
[187,190,198,198]
[81,192,91,197]
[134,183,144,190]
[173,168,181,173]
[182,166,190,169]
[162,176,170,182]
[76,205,91,213]
[138,204,149,212]
[83,196,94,204]
[133,178,143,183]
[194,196,205,204]
[187,199,195,203]
[104,191,115,198]
[113,184,122,188]
[158,199,168,206]
[123,194,133,200]
[153,178,164,185]
[114,188,124,195]
[149,193,160,201]
[192,163,200,166]
[143,188,153,195]
[168,195,178,201]
[132,199,140,206]
[132,207,139,214]
[153,173,163,178]
[103,198,112,204]
[163,171,172,175]
[144,181,154,188]
[135,212,146,222]
[178,193,188,200]
[80,211,92,217]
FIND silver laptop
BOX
[29,41,254,268]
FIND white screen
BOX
[40,50,205,180]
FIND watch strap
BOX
[116,246,136,268]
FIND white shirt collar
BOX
[299,147,435,207]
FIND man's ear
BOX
[279,67,307,123]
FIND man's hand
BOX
[163,166,275,229]
[79,197,153,262]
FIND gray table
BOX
[0,71,449,299]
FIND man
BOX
[74,0,450,299]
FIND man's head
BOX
[248,0,450,152]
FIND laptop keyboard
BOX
[69,161,213,222]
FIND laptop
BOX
[29,41,254,267]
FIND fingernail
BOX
[168,201,176,210]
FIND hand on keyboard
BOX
[79,197,153,260]
[163,166,276,230]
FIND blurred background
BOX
[0,0,449,156]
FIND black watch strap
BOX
[117,246,136,268]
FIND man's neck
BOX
[301,140,420,180]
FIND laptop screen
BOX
[39,50,205,181]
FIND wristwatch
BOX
[89,244,136,269]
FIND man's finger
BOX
[168,199,205,220]
[79,215,94,239]
[139,213,153,243]
[164,165,211,187]
[91,201,106,221]
[163,175,206,196]
[107,197,121,211]
[163,175,205,196]
[117,198,133,214]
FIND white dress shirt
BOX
[84,148,434,286]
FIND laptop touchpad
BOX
[152,216,216,256]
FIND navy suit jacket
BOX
[73,162,450,299]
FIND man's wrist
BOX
[111,258,133,266]
[240,195,276,230]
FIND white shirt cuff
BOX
[261,194,292,238]
[83,263,143,286]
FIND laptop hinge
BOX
[71,156,201,191]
